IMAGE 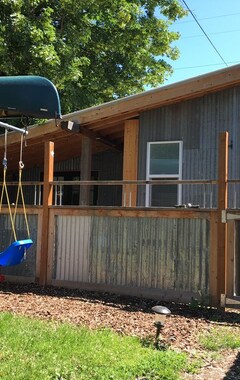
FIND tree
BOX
[0,0,186,114]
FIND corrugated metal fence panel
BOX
[54,215,91,282]
[52,215,210,297]
[90,216,210,296]
[0,213,38,277]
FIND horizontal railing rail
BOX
[49,179,218,208]
[49,179,217,186]
[1,178,240,209]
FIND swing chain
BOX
[19,134,24,169]
[0,128,33,266]
[16,134,30,239]
[0,129,17,242]
[2,158,7,169]
[19,161,24,170]
[2,129,7,168]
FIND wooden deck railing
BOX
[1,177,240,209]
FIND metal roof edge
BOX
[61,63,240,124]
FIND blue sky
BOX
[163,0,240,85]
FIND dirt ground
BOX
[0,282,240,379]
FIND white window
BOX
[146,141,183,207]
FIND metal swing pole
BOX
[0,121,28,135]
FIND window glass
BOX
[146,141,182,207]
[149,143,179,175]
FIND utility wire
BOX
[182,28,240,40]
[176,11,240,24]
[181,0,228,67]
[174,61,240,70]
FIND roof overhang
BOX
[1,64,240,170]
[63,63,240,126]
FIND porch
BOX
[0,131,236,308]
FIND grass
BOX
[0,312,189,380]
[199,325,240,351]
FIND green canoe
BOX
[0,75,61,119]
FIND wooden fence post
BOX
[39,141,54,286]
[209,211,218,306]
[217,131,228,304]
[79,135,92,205]
[122,119,139,207]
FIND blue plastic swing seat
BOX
[0,239,33,267]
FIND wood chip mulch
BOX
[1,282,240,379]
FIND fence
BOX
[0,205,219,305]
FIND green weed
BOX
[199,325,240,351]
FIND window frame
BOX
[145,140,183,207]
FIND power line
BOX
[180,0,228,67]
[174,61,240,70]
[176,11,240,24]
[182,28,240,40]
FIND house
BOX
[1,64,240,307]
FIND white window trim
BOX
[145,141,183,207]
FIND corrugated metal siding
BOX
[53,215,210,297]
[0,213,38,277]
[138,86,240,208]
[54,215,91,282]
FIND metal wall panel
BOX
[54,215,91,282]
[52,215,209,299]
[89,216,210,296]
[0,213,38,277]
[138,86,240,208]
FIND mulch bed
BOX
[1,282,240,379]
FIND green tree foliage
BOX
[0,0,186,114]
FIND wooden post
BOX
[122,119,139,207]
[79,135,92,205]
[226,220,235,298]
[209,211,218,306]
[217,131,228,304]
[39,141,54,286]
